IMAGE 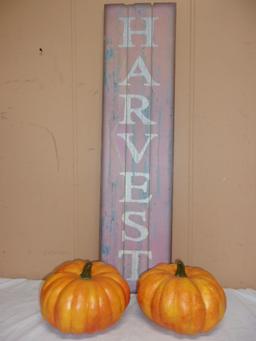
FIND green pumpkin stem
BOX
[80,261,93,279]
[175,259,187,277]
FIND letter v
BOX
[117,133,157,163]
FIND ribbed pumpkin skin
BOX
[137,262,226,335]
[40,259,130,334]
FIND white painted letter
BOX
[122,211,148,242]
[119,94,156,125]
[118,250,152,280]
[119,172,152,203]
[118,17,158,48]
[117,133,157,164]
[119,56,160,87]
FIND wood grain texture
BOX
[101,4,176,291]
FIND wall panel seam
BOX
[70,0,79,259]
[187,0,196,264]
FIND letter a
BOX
[119,56,160,87]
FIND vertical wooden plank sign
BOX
[101,3,176,292]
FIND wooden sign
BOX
[101,3,176,292]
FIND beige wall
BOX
[0,0,256,288]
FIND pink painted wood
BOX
[101,3,176,292]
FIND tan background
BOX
[0,0,255,288]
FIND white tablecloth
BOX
[0,278,256,341]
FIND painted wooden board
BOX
[101,3,176,292]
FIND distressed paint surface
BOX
[101,3,176,292]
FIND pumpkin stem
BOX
[80,261,93,279]
[175,259,187,277]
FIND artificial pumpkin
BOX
[40,259,130,334]
[137,260,226,335]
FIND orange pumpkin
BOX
[40,259,130,334]
[137,260,226,335]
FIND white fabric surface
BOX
[0,278,256,341]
